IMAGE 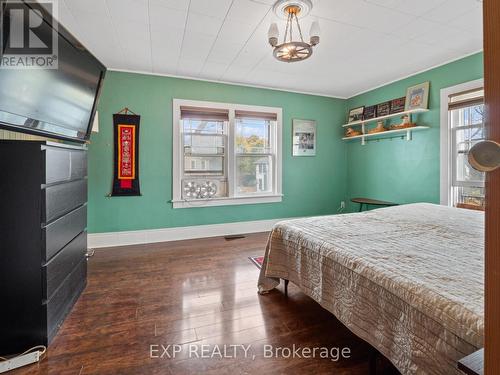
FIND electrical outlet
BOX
[337,201,346,213]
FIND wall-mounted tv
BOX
[0,1,106,143]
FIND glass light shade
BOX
[268,23,279,39]
[268,23,279,46]
[309,21,320,45]
[309,21,320,37]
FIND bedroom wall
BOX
[88,53,483,233]
[345,52,484,211]
[87,71,347,233]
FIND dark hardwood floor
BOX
[13,233,399,374]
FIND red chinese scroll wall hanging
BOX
[112,112,141,196]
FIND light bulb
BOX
[268,23,279,47]
[309,21,320,46]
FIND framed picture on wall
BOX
[293,119,316,156]
[347,106,364,123]
[376,101,391,117]
[390,97,406,114]
[405,82,430,110]
[363,105,377,120]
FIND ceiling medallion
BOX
[268,0,320,63]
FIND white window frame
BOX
[451,124,485,188]
[440,78,484,206]
[172,99,283,209]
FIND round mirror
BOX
[468,140,500,172]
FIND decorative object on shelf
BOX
[341,108,428,128]
[111,108,141,196]
[340,104,430,145]
[390,114,417,130]
[390,97,406,114]
[345,127,362,137]
[268,0,320,63]
[293,119,316,156]
[368,120,388,134]
[364,105,377,120]
[348,106,365,123]
[405,81,430,110]
[376,101,391,117]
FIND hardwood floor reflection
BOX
[13,232,399,374]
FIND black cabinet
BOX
[0,141,88,354]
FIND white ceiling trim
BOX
[348,49,484,98]
[108,48,483,101]
[106,67,349,99]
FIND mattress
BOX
[258,203,484,374]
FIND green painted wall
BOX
[88,53,484,232]
[88,72,347,233]
[345,53,484,211]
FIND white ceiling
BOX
[56,0,483,98]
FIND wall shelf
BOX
[342,108,429,128]
[342,126,430,145]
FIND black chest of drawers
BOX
[0,141,88,354]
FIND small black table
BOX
[351,197,398,212]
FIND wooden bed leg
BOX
[284,279,289,297]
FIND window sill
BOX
[172,194,283,209]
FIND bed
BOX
[258,203,484,374]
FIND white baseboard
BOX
[88,218,285,249]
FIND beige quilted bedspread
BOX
[258,203,484,374]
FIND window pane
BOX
[184,156,224,176]
[456,152,484,184]
[184,134,224,155]
[235,118,271,154]
[453,186,485,210]
[236,155,272,194]
[451,104,484,128]
[455,127,486,184]
[183,119,225,134]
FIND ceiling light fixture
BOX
[268,0,320,63]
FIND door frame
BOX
[483,0,500,373]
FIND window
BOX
[235,111,275,196]
[172,100,282,208]
[180,107,229,200]
[440,80,485,210]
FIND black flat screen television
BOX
[0,1,106,143]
